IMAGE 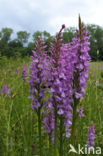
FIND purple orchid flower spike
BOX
[0,84,10,97]
[22,65,27,81]
[0,84,7,94]
[87,121,96,150]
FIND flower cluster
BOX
[0,84,10,97]
[22,65,27,81]
[28,22,90,139]
[77,108,85,117]
[16,68,19,76]
[47,25,74,137]
[29,36,52,110]
[71,22,90,100]
[87,121,96,149]
[43,111,54,134]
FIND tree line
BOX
[0,24,103,60]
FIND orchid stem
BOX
[60,116,63,156]
[54,103,58,155]
[38,107,42,156]
[71,98,79,145]
[49,134,52,156]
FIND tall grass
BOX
[0,58,103,155]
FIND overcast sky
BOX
[0,0,103,35]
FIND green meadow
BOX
[0,57,103,156]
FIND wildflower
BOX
[28,36,52,110]
[16,69,19,75]
[6,87,10,97]
[77,108,85,117]
[49,25,73,137]
[0,84,10,97]
[70,17,90,145]
[0,84,7,94]
[87,121,96,149]
[71,22,90,100]
[43,112,54,134]
[22,65,27,81]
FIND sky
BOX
[0,0,103,35]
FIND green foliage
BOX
[62,27,76,43]
[87,24,103,60]
[0,60,103,155]
[32,31,42,41]
[17,31,30,46]
[1,25,103,60]
[0,28,13,43]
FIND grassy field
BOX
[0,57,103,156]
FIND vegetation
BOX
[0,24,103,60]
[0,17,103,155]
[0,57,103,155]
[0,19,103,155]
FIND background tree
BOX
[32,30,53,53]
[9,39,23,48]
[87,24,103,60]
[0,28,13,57]
[0,25,103,60]
[0,28,13,43]
[17,31,30,47]
[62,27,76,43]
[94,25,103,60]
[32,31,42,42]
[42,31,53,52]
[42,31,51,41]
